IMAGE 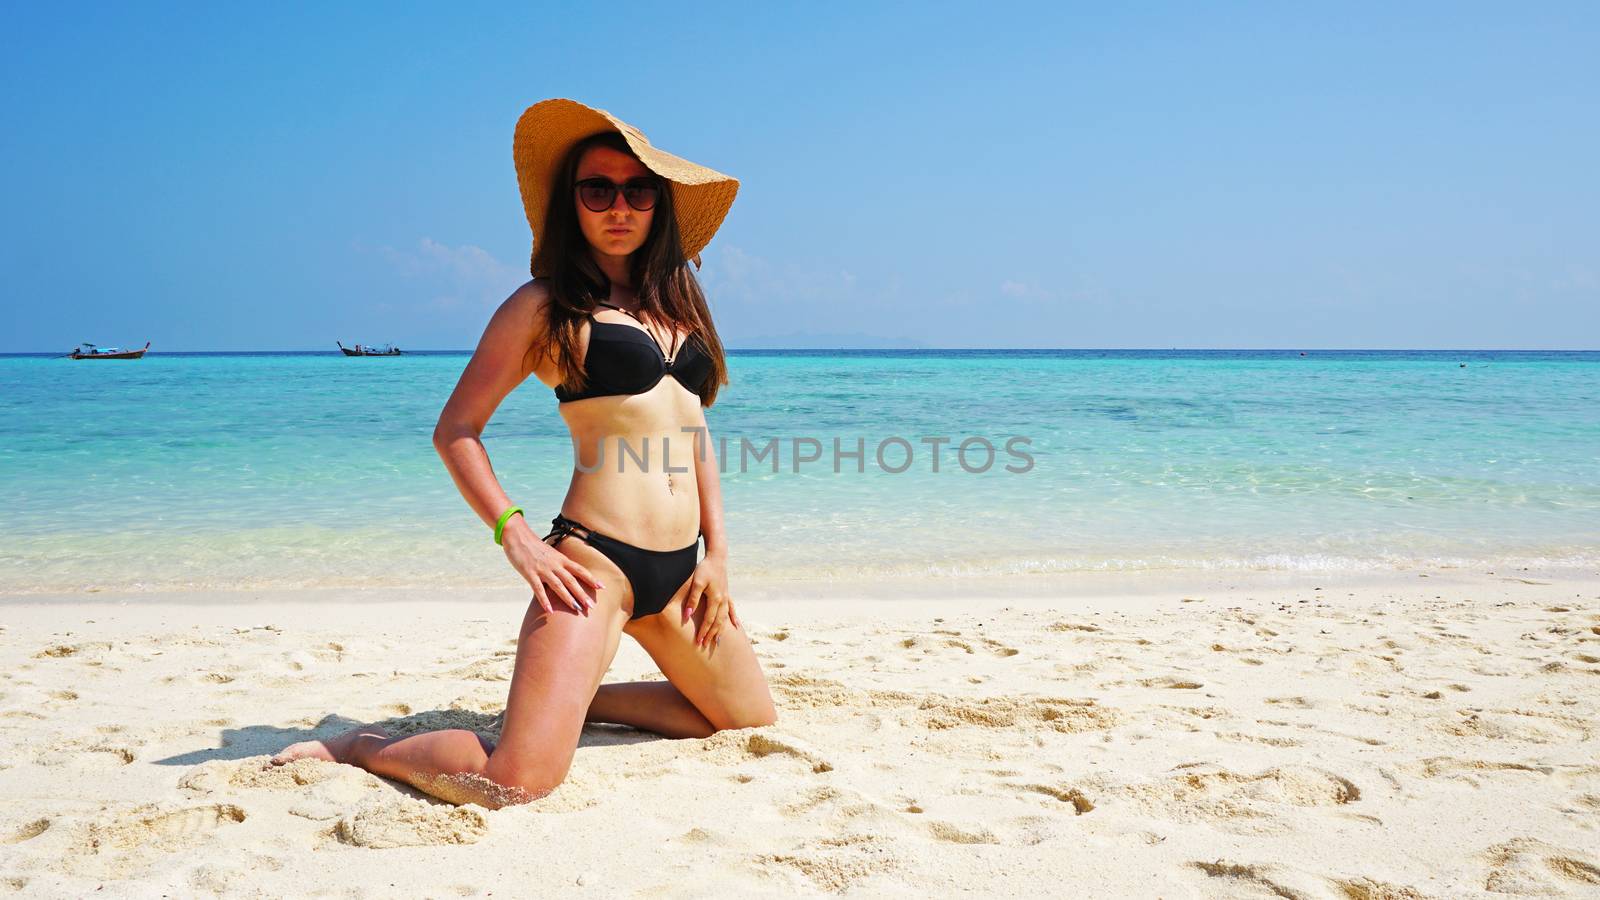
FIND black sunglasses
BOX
[574,176,662,213]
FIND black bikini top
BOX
[554,300,713,404]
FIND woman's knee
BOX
[708,703,778,733]
[501,763,569,797]
[485,756,571,800]
[747,705,779,729]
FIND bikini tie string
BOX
[543,514,591,546]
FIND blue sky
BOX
[3,2,1596,351]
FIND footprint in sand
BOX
[915,695,1117,734]
[1483,837,1600,894]
[1138,676,1204,690]
[756,832,904,893]
[185,854,287,894]
[744,733,835,773]
[1437,709,1573,743]
[1189,860,1312,898]
[332,797,488,849]
[1328,875,1432,898]
[1047,621,1101,633]
[1116,763,1360,831]
[36,740,135,769]
[90,745,136,766]
[694,728,835,773]
[779,785,845,815]
[980,638,1021,657]
[927,820,998,844]
[448,658,512,682]
[1405,757,1555,782]
[1053,660,1100,677]
[1217,731,1302,748]
[765,672,1118,736]
[32,641,114,659]
[1197,765,1360,806]
[178,756,383,810]
[1014,783,1095,814]
[1154,704,1230,729]
[85,803,246,852]
[4,818,51,844]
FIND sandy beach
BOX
[1,569,1597,897]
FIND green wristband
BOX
[494,506,525,546]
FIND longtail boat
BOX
[337,341,404,356]
[69,341,150,359]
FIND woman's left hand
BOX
[683,552,740,650]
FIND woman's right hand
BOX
[500,519,604,616]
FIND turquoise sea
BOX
[2,350,1598,594]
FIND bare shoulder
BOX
[485,280,553,357]
[493,279,559,382]
[501,278,553,330]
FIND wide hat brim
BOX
[513,98,739,278]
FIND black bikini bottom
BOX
[541,513,701,620]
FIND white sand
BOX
[1,569,1598,898]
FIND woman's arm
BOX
[433,281,601,615]
[432,282,545,533]
[681,403,740,643]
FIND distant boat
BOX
[337,341,404,357]
[69,341,150,360]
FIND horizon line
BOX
[5,347,1600,355]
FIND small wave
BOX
[6,551,1598,596]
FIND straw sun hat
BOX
[513,98,740,277]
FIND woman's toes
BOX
[269,740,334,766]
[269,725,392,767]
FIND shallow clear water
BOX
[3,349,1597,592]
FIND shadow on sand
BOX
[151,708,665,767]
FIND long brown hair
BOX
[536,131,729,407]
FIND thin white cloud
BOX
[378,238,521,311]
[1553,264,1596,292]
[695,244,917,345]
[999,279,1055,304]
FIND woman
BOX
[271,99,777,808]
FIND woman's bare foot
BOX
[270,724,392,766]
